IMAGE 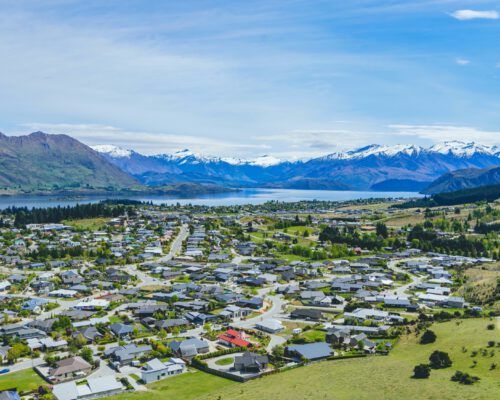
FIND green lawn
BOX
[215,357,234,366]
[63,217,110,230]
[199,318,499,400]
[107,318,499,400]
[108,315,123,324]
[297,329,326,343]
[109,370,236,400]
[0,369,46,393]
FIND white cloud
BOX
[19,123,270,156]
[455,58,470,66]
[450,9,499,21]
[388,124,500,146]
[12,121,499,161]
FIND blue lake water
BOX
[0,188,422,209]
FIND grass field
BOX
[109,370,236,400]
[0,369,46,393]
[109,318,499,400]
[457,263,500,311]
[192,317,499,400]
[112,318,500,400]
[63,217,110,230]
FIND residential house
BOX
[140,358,186,384]
[233,352,269,373]
[218,329,252,348]
[49,356,92,383]
[285,342,333,361]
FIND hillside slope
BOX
[0,132,138,192]
[423,166,500,194]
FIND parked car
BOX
[0,368,10,374]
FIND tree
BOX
[6,343,29,364]
[74,333,88,348]
[451,370,480,385]
[413,364,431,379]
[429,350,452,369]
[52,315,72,331]
[420,330,437,344]
[80,347,93,364]
[6,347,21,364]
[376,222,388,238]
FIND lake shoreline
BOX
[0,188,422,210]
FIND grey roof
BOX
[109,323,134,335]
[234,351,268,370]
[87,375,123,393]
[287,342,333,360]
[170,338,208,355]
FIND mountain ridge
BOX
[423,165,500,194]
[0,131,138,192]
[94,140,500,191]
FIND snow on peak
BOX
[171,149,198,158]
[248,155,282,167]
[429,141,496,157]
[323,144,423,160]
[159,149,223,165]
[158,149,281,167]
[322,141,498,161]
[92,144,132,158]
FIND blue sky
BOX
[0,0,499,158]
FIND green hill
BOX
[394,184,500,208]
[423,166,500,194]
[0,131,138,192]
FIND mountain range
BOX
[93,141,500,191]
[0,131,498,194]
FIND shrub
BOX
[413,363,431,379]
[420,330,437,344]
[429,350,452,369]
[451,370,480,385]
[486,323,495,330]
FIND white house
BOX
[53,375,124,400]
[0,281,11,292]
[141,357,186,384]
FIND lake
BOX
[0,188,422,209]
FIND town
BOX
[0,198,498,400]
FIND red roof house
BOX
[218,329,252,348]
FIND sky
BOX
[0,0,499,159]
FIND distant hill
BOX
[0,132,138,192]
[394,184,500,208]
[370,179,431,192]
[423,166,500,194]
[95,141,500,191]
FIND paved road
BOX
[385,258,424,297]
[123,223,189,287]
[232,291,287,351]
[3,225,191,374]
[3,356,44,374]
[159,224,189,262]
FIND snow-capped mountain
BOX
[321,141,497,160]
[93,141,499,190]
[91,144,133,158]
[429,141,498,157]
[322,144,424,160]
